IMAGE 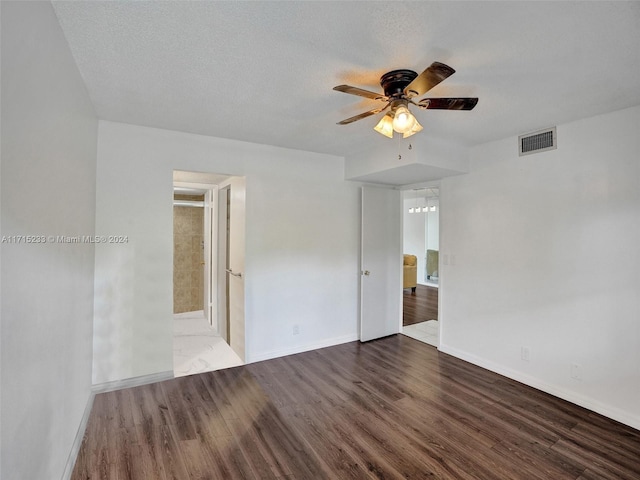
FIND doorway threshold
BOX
[173,310,244,377]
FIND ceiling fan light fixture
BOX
[402,118,423,138]
[374,114,394,138]
[392,105,416,134]
[334,61,477,140]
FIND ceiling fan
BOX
[333,62,478,138]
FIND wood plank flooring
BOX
[403,284,438,326]
[72,336,640,480]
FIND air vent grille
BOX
[519,127,557,156]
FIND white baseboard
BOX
[438,343,640,431]
[92,370,175,394]
[247,333,359,364]
[61,370,175,479]
[61,392,95,480]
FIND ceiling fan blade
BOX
[418,97,478,110]
[337,105,389,125]
[333,85,387,101]
[404,62,456,97]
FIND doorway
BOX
[401,187,440,347]
[172,170,246,377]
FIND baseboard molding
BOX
[438,343,640,431]
[92,370,175,394]
[61,370,175,479]
[247,333,359,364]
[61,391,95,480]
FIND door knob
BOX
[363,270,370,276]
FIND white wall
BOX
[93,121,361,383]
[439,105,640,429]
[1,2,98,479]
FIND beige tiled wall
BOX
[173,195,204,314]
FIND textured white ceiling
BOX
[52,1,640,158]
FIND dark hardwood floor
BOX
[72,335,640,480]
[403,284,438,326]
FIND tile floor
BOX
[173,310,244,377]
[424,276,439,287]
[402,320,439,347]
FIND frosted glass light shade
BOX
[374,114,394,138]
[403,119,423,138]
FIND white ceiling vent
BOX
[518,127,557,156]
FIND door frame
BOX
[400,183,442,348]
[217,184,230,344]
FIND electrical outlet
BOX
[521,346,530,362]
[292,325,300,335]
[570,363,582,380]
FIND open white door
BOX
[360,185,402,342]
[227,177,246,361]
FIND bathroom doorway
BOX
[172,170,245,376]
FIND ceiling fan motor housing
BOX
[380,69,418,98]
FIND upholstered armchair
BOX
[403,254,417,293]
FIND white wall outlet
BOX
[292,325,300,335]
[521,346,530,362]
[442,254,449,265]
[570,363,582,380]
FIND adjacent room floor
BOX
[173,310,243,377]
[402,283,439,347]
[403,319,439,347]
